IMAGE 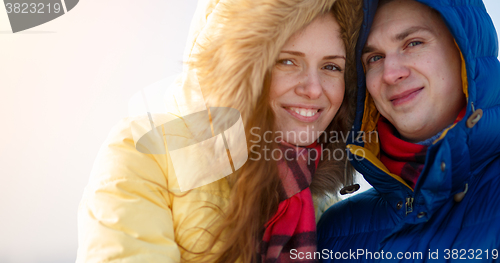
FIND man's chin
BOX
[391,118,431,143]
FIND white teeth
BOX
[289,107,319,117]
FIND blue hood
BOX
[353,0,499,135]
[318,2,500,260]
[349,0,500,193]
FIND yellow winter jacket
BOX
[76,0,342,262]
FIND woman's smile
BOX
[283,106,322,122]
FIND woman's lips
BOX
[283,106,322,122]
[390,87,424,106]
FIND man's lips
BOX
[389,87,424,106]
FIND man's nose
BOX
[295,69,322,100]
[382,54,410,85]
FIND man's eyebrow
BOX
[394,26,434,41]
[362,45,376,55]
[362,26,435,55]
[280,50,305,56]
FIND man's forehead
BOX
[363,0,444,53]
[373,0,443,30]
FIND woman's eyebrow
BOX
[280,50,305,56]
[324,55,346,60]
[281,51,345,60]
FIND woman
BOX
[76,0,362,262]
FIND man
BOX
[317,0,500,262]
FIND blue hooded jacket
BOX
[317,0,500,262]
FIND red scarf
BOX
[379,108,466,189]
[260,141,322,262]
[378,118,427,189]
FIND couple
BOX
[76,0,500,262]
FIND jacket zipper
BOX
[405,197,414,216]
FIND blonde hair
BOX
[187,0,363,261]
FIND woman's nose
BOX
[295,70,322,99]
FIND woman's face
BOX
[270,14,346,146]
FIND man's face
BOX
[362,0,465,143]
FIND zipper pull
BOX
[405,197,414,216]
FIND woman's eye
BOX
[277,59,294,66]
[323,64,341,71]
[408,41,423,47]
[367,55,383,63]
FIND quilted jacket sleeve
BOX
[76,117,181,263]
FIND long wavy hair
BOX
[187,0,363,261]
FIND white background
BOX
[0,1,498,262]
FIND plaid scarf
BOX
[378,117,427,189]
[378,108,466,189]
[259,141,322,263]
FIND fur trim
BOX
[190,0,337,124]
[181,0,364,198]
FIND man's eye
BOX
[368,55,383,63]
[322,64,341,71]
[408,41,423,47]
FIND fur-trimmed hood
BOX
[128,0,362,194]
[171,0,338,124]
